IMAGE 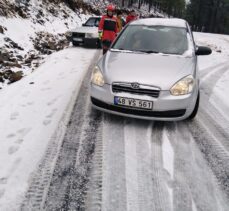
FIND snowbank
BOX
[194,32,229,119]
[0,47,96,210]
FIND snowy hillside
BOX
[0,0,96,88]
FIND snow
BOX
[0,47,96,210]
[132,18,186,28]
[162,130,174,211]
[124,120,139,211]
[194,32,229,118]
[162,131,174,180]
[1,2,229,208]
[1,18,37,51]
[192,199,198,211]
[194,32,229,69]
[210,69,229,121]
[0,2,88,48]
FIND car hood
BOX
[71,26,98,34]
[101,51,196,90]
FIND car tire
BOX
[96,39,102,49]
[72,41,80,46]
[188,91,199,120]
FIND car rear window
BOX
[112,25,189,55]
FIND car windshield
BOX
[112,25,189,55]
[85,18,100,27]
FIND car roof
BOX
[129,18,187,28]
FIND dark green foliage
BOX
[117,0,186,17]
[186,0,229,34]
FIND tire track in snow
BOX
[150,122,172,211]
[199,61,229,152]
[44,57,102,210]
[85,114,104,211]
[188,57,229,208]
[165,122,229,211]
[123,120,173,210]
[103,118,172,211]
[187,119,229,203]
[67,106,102,210]
[198,105,229,153]
[199,61,229,138]
[21,51,101,210]
[164,122,191,211]
[199,61,229,120]
[124,119,166,211]
[200,61,229,98]
[123,118,141,211]
[101,114,127,211]
[199,61,229,80]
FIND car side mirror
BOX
[195,46,212,56]
[82,23,86,26]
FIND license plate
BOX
[73,38,83,41]
[114,97,153,110]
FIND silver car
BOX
[90,18,212,121]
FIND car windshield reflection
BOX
[112,25,189,55]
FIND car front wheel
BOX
[188,91,199,120]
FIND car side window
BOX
[85,18,96,27]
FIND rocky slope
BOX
[0,0,105,88]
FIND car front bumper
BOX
[72,37,99,47]
[90,83,199,121]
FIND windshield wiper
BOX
[111,48,159,54]
[136,50,159,54]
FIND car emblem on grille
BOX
[131,83,140,89]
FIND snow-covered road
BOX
[1,32,229,210]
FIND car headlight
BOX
[85,33,97,38]
[91,66,105,87]
[170,75,194,96]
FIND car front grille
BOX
[72,32,85,38]
[112,83,160,98]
